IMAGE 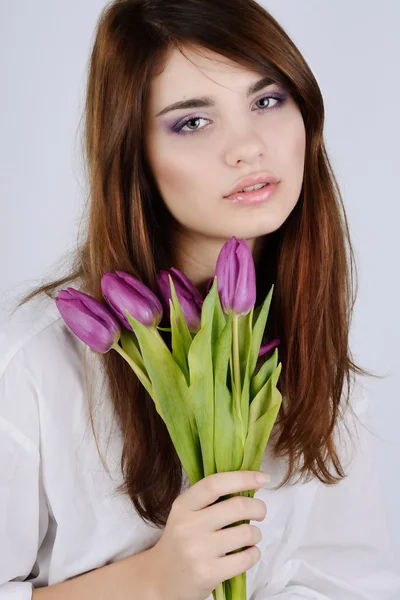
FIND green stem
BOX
[213,582,226,600]
[232,313,243,442]
[150,325,166,339]
[228,573,246,599]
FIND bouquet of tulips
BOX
[55,236,282,600]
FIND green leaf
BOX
[214,312,232,390]
[213,313,243,473]
[214,384,243,473]
[228,353,242,443]
[237,309,253,384]
[126,310,203,485]
[241,387,282,472]
[242,365,282,472]
[168,275,193,357]
[250,347,279,399]
[210,276,226,358]
[249,285,274,376]
[187,280,219,477]
[120,329,148,375]
[240,358,251,443]
[229,353,235,396]
[112,330,155,400]
[169,300,190,385]
[252,304,262,325]
[248,362,282,427]
[199,276,220,329]
[238,308,256,435]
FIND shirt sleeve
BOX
[253,388,400,600]
[0,356,47,600]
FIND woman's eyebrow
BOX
[155,75,276,117]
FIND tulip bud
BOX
[157,267,203,333]
[55,288,121,353]
[215,236,256,316]
[101,271,163,330]
[258,338,280,357]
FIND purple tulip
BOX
[55,288,121,353]
[157,267,203,333]
[101,271,163,330]
[215,236,256,316]
[258,338,280,357]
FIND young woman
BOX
[1,1,398,599]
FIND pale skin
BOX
[145,44,306,295]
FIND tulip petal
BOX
[227,238,239,307]
[157,268,202,333]
[215,239,235,311]
[69,288,121,333]
[101,272,163,329]
[233,240,256,315]
[55,288,120,353]
[258,338,280,357]
[157,271,172,310]
[215,236,256,315]
[170,267,204,310]
[115,271,163,315]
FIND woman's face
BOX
[145,44,306,272]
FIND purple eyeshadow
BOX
[165,90,289,136]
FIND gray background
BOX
[1,0,399,563]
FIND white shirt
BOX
[0,292,399,600]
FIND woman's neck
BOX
[168,230,267,295]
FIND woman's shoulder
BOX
[0,290,97,445]
[0,286,100,387]
[0,290,92,381]
[0,292,63,378]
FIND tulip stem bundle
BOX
[55,236,282,600]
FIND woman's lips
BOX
[223,182,279,204]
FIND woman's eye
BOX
[174,94,285,136]
[179,116,209,133]
[256,96,279,110]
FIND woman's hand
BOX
[150,470,269,600]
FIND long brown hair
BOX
[13,0,384,528]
